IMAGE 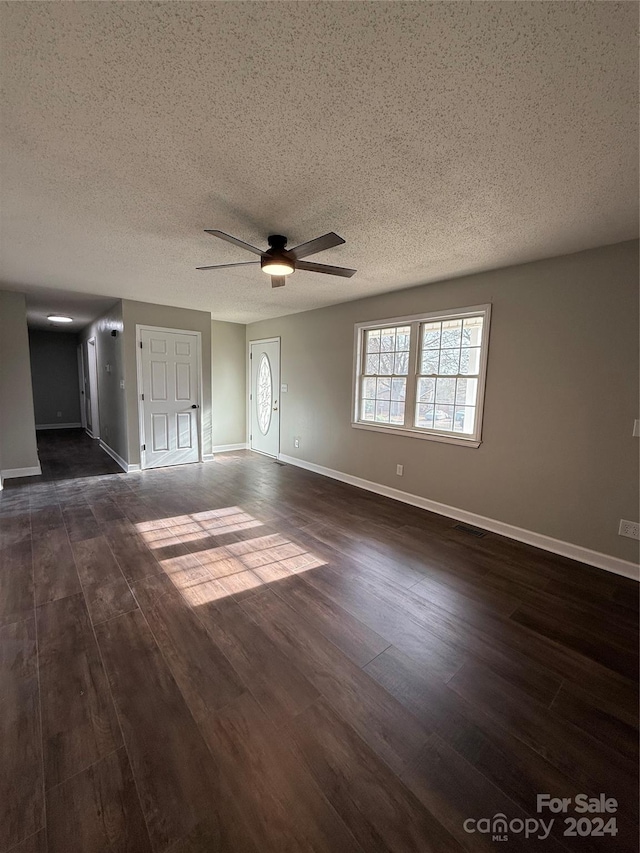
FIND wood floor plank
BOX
[131,573,245,722]
[192,586,320,725]
[71,536,137,625]
[243,589,430,773]
[199,691,364,852]
[46,747,151,853]
[402,734,567,853]
[5,828,47,853]
[32,527,81,606]
[95,609,255,852]
[290,697,463,852]
[0,541,34,628]
[448,661,638,812]
[37,593,122,788]
[0,619,43,852]
[272,572,391,667]
[100,520,161,583]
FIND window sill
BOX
[351,421,481,448]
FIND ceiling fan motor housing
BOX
[261,235,295,274]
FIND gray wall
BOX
[122,300,213,466]
[29,330,81,426]
[79,301,128,461]
[0,291,40,476]
[212,319,246,448]
[247,241,639,564]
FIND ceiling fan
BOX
[196,230,356,288]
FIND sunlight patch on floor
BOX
[135,506,326,605]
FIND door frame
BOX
[86,337,100,439]
[135,325,203,471]
[77,344,87,430]
[247,336,281,458]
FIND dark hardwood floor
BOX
[1,430,638,852]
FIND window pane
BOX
[366,330,381,353]
[422,322,441,349]
[434,405,454,430]
[460,347,481,375]
[390,401,405,424]
[416,377,435,403]
[441,319,462,348]
[396,328,411,351]
[361,399,375,421]
[435,378,456,404]
[379,351,394,375]
[462,316,483,346]
[439,348,460,375]
[365,354,379,375]
[453,406,475,434]
[416,403,435,429]
[420,350,439,374]
[455,378,478,406]
[391,378,406,401]
[394,351,409,374]
[375,400,390,422]
[381,330,395,351]
[376,377,391,400]
[362,377,376,399]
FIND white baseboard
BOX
[213,443,249,453]
[203,453,215,462]
[36,422,82,430]
[85,428,98,439]
[98,440,140,474]
[1,463,42,481]
[278,454,639,581]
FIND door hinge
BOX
[139,341,143,348]
[250,393,252,400]
[141,393,144,400]
[250,434,252,440]
[250,352,252,359]
[142,444,146,451]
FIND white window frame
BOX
[352,304,491,448]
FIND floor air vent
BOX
[453,523,487,538]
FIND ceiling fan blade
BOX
[204,230,264,256]
[196,261,260,270]
[295,260,356,278]
[289,232,345,259]
[271,276,286,288]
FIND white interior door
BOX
[87,338,100,438]
[140,328,201,469]
[250,339,280,457]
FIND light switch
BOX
[281,383,288,392]
[120,379,125,389]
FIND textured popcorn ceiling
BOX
[0,2,637,324]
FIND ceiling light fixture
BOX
[260,258,295,276]
[47,315,73,323]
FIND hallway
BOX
[1,432,638,852]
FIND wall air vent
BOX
[453,523,487,538]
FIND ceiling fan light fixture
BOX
[260,258,295,276]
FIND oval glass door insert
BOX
[257,353,273,435]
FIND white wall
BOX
[247,241,639,566]
[0,291,40,478]
[79,301,128,462]
[29,329,81,427]
[211,319,246,449]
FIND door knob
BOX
[191,404,200,409]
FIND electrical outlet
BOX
[618,519,640,540]
[396,464,404,476]
[56,411,62,418]
[294,437,300,449]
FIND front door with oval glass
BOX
[250,339,280,457]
